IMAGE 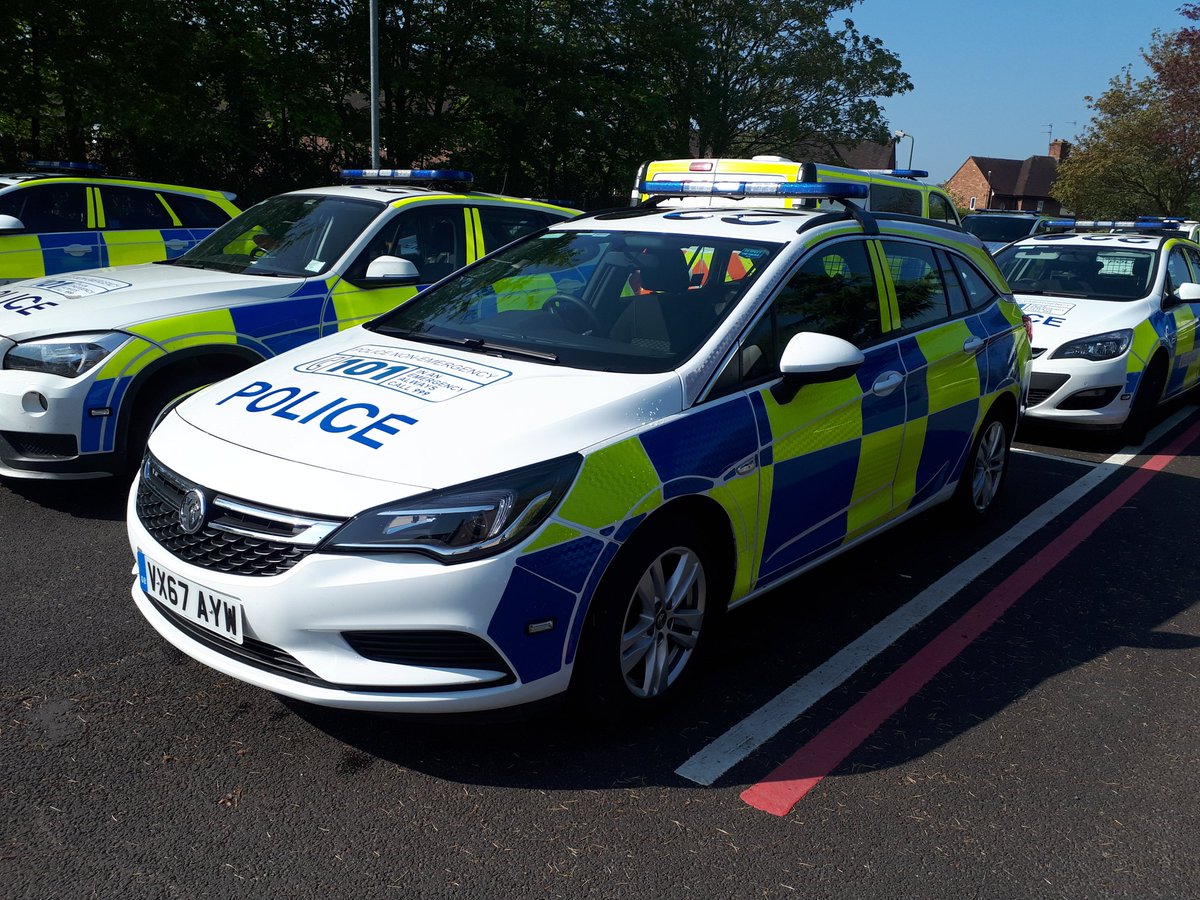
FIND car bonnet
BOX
[169,328,684,500]
[0,265,302,342]
[1013,291,1151,349]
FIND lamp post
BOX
[893,130,915,169]
[369,0,380,167]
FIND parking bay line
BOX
[740,412,1200,816]
[675,405,1199,789]
[1011,446,1101,468]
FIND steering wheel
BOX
[543,293,601,333]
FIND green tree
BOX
[1054,11,1200,218]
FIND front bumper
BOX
[1022,352,1134,426]
[125,475,574,713]
[0,367,115,478]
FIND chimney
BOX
[1049,139,1070,161]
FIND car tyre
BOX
[951,409,1012,520]
[574,517,728,720]
[125,374,215,475]
[1120,357,1166,445]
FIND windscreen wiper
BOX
[385,329,559,363]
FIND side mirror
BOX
[772,332,865,404]
[364,255,420,281]
[1175,282,1200,304]
[0,214,26,232]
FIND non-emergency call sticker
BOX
[294,343,511,402]
[28,275,131,297]
[1019,299,1075,328]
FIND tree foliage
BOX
[1054,6,1200,217]
[0,0,909,207]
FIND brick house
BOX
[944,140,1071,214]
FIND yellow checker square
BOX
[558,437,662,531]
[918,322,981,413]
[103,230,168,267]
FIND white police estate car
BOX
[0,161,239,284]
[127,178,1031,716]
[994,221,1200,435]
[0,170,577,478]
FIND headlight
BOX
[1050,329,1133,361]
[323,453,582,563]
[3,332,129,377]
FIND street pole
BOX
[369,0,380,167]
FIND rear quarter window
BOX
[163,192,234,228]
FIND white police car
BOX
[0,161,239,284]
[994,220,1200,435]
[127,177,1031,716]
[0,170,577,478]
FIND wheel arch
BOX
[113,343,264,462]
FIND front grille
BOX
[1057,386,1121,410]
[1028,372,1070,406]
[343,630,515,682]
[136,454,342,577]
[1,430,77,459]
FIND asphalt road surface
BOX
[3,404,1198,899]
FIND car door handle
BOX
[872,371,904,396]
[963,336,985,354]
[164,239,188,251]
[63,244,93,257]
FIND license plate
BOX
[137,550,244,645]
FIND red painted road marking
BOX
[741,419,1200,817]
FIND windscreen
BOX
[994,244,1156,300]
[369,229,781,373]
[170,194,385,277]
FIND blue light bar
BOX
[640,179,869,199]
[1043,219,1078,227]
[340,168,473,183]
[883,169,929,179]
[26,160,106,174]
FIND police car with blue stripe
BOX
[0,161,240,285]
[127,176,1032,716]
[0,169,578,478]
[995,217,1200,438]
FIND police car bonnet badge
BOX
[179,489,207,535]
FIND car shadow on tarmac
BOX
[279,414,1200,793]
[1,473,133,522]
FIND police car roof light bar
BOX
[864,168,930,180]
[638,179,869,200]
[26,160,107,175]
[340,168,474,185]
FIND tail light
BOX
[1022,314,1034,343]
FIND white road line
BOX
[675,406,1197,787]
[1011,447,1101,468]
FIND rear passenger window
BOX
[477,206,552,252]
[98,186,173,229]
[0,183,87,232]
[937,250,969,315]
[928,192,957,224]
[163,193,233,228]
[881,240,950,330]
[870,184,922,217]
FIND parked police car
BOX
[961,210,1073,253]
[0,161,240,284]
[0,170,577,478]
[635,156,961,224]
[994,220,1200,436]
[127,176,1031,717]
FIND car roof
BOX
[552,204,978,247]
[278,183,572,209]
[1007,232,1177,251]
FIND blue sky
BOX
[842,0,1191,184]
